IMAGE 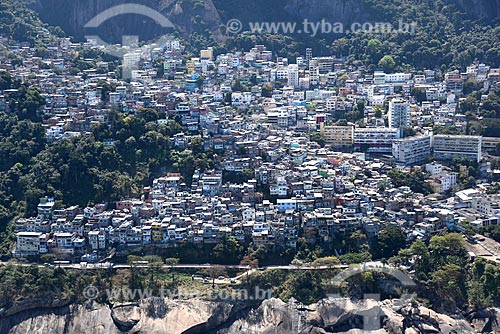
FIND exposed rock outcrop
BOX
[448,0,500,22]
[2,298,225,334]
[214,298,477,334]
[283,0,371,27]
[468,308,500,333]
[33,0,224,42]
[31,0,498,44]
[0,297,492,334]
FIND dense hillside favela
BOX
[1,0,500,333]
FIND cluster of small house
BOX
[3,34,500,261]
[14,147,500,259]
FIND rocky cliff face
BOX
[448,0,500,22]
[283,0,371,27]
[32,0,498,43]
[33,0,224,42]
[1,297,499,334]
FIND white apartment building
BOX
[482,137,500,153]
[315,57,334,73]
[287,64,299,87]
[16,232,46,255]
[353,127,399,153]
[123,51,141,77]
[267,108,290,128]
[231,92,252,107]
[425,163,444,175]
[388,98,410,137]
[88,230,106,250]
[270,177,288,197]
[433,134,482,162]
[326,97,337,112]
[276,68,288,80]
[392,134,431,165]
[430,172,457,193]
[385,73,411,82]
[471,195,500,218]
[374,71,386,85]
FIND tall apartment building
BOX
[388,98,410,137]
[354,127,399,153]
[433,134,482,162]
[392,134,431,165]
[287,64,299,88]
[305,48,312,67]
[320,124,354,147]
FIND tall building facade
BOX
[388,98,410,137]
[287,64,299,88]
[433,135,482,162]
[353,127,399,153]
[320,124,354,147]
[392,134,431,165]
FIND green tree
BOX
[378,55,396,73]
[190,137,204,155]
[429,233,467,269]
[311,256,340,268]
[356,100,366,114]
[388,170,433,195]
[373,225,406,259]
[431,264,466,309]
[0,71,12,90]
[261,83,273,97]
[212,235,243,264]
[411,87,427,103]
[203,265,226,289]
[231,79,244,92]
[310,132,325,147]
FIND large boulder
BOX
[110,303,142,331]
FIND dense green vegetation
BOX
[393,233,500,311]
[0,262,225,308]
[0,71,45,121]
[249,233,500,311]
[2,232,499,314]
[0,107,215,255]
[222,0,500,71]
[0,264,109,308]
[0,0,63,44]
[388,170,434,195]
[337,0,500,70]
[461,88,500,138]
[0,0,42,43]
[0,111,46,253]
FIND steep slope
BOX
[450,0,500,22]
[32,0,223,42]
[0,0,54,44]
[31,0,499,43]
[214,0,372,27]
